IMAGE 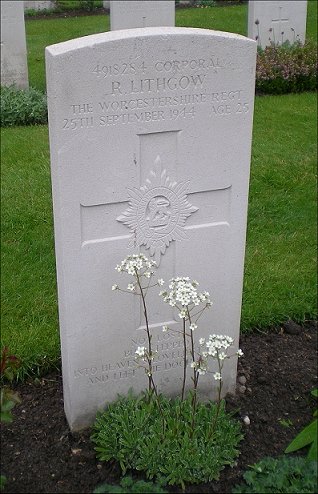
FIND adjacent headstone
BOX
[46,27,256,430]
[24,1,54,11]
[0,1,29,89]
[110,1,175,30]
[248,0,307,48]
[103,1,110,10]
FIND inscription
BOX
[61,90,248,131]
[91,57,227,78]
[60,53,249,130]
[110,74,206,95]
[73,332,184,386]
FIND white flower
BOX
[208,348,217,357]
[115,254,156,278]
[189,323,197,331]
[213,372,222,381]
[190,362,196,368]
[111,284,118,291]
[135,346,146,357]
[218,352,227,361]
[179,309,187,318]
[144,271,151,278]
[197,367,206,375]
[158,279,164,286]
[237,349,244,357]
[127,283,135,291]
[160,277,212,309]
[162,325,169,332]
[199,338,205,346]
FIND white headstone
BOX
[110,1,175,30]
[46,27,256,431]
[24,1,54,11]
[248,0,307,48]
[0,0,29,89]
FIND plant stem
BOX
[188,308,198,435]
[208,356,223,440]
[135,269,153,394]
[149,374,166,435]
[181,317,187,401]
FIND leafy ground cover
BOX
[0,321,316,493]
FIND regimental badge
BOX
[117,155,199,264]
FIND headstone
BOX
[46,27,256,431]
[0,0,29,89]
[110,1,175,30]
[103,1,110,10]
[248,0,307,48]
[24,1,54,11]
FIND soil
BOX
[1,320,317,494]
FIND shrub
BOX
[232,456,317,493]
[94,476,167,493]
[92,392,242,488]
[256,41,317,95]
[79,0,95,11]
[0,86,47,127]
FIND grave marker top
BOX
[110,1,175,30]
[46,27,256,430]
[248,0,307,48]
[0,0,29,89]
[24,1,54,11]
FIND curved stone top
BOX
[46,26,255,57]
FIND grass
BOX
[1,126,59,375]
[241,92,317,329]
[25,0,317,92]
[1,2,317,374]
[1,92,317,375]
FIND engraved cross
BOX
[81,130,231,329]
[271,6,289,34]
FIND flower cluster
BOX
[115,253,157,276]
[192,334,244,379]
[190,357,207,376]
[256,40,317,95]
[113,254,164,294]
[159,277,211,318]
[199,334,234,356]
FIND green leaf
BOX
[285,419,317,453]
[0,474,7,491]
[308,438,318,462]
[0,410,13,423]
[310,389,318,398]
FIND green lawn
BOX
[26,0,318,92]
[1,3,317,376]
